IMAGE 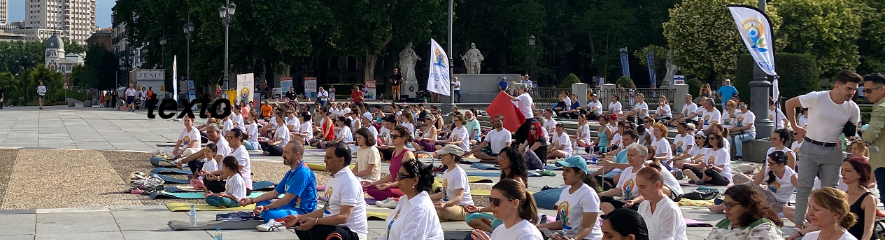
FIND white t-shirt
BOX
[322,167,368,239]
[587,101,603,115]
[450,126,470,151]
[653,164,683,196]
[227,146,252,189]
[203,159,219,173]
[720,111,735,129]
[735,110,756,133]
[682,103,698,121]
[543,118,557,138]
[299,121,313,142]
[658,104,672,118]
[247,123,259,144]
[453,80,461,90]
[355,146,381,182]
[792,140,803,159]
[577,124,591,144]
[179,127,201,149]
[286,117,298,129]
[234,114,245,131]
[617,167,642,200]
[366,125,379,145]
[401,122,415,137]
[802,231,858,240]
[223,119,234,134]
[556,184,603,239]
[608,101,623,115]
[552,132,573,156]
[318,90,329,98]
[490,219,544,240]
[634,102,649,118]
[768,108,787,130]
[762,166,797,203]
[213,138,232,161]
[126,88,136,97]
[653,138,672,161]
[701,108,721,130]
[799,91,860,143]
[517,93,534,119]
[485,128,513,155]
[381,192,445,240]
[766,147,795,164]
[224,173,248,200]
[638,197,687,240]
[379,127,392,145]
[441,165,473,205]
[339,126,353,143]
[798,114,808,127]
[673,133,694,155]
[274,125,291,147]
[704,148,732,180]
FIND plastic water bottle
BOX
[215,228,223,240]
[591,154,598,165]
[189,205,197,227]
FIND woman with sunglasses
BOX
[797,188,858,240]
[767,128,796,169]
[705,185,784,240]
[790,158,875,240]
[470,179,543,240]
[365,126,414,203]
[750,151,798,220]
[536,156,603,240]
[378,159,445,240]
[466,147,531,232]
[684,132,732,186]
[519,122,548,166]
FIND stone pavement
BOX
[0,106,793,239]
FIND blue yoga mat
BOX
[150,156,175,168]
[157,174,190,184]
[471,163,499,170]
[466,172,501,177]
[151,168,192,175]
[533,187,566,210]
[544,165,563,171]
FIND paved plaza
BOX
[0,106,795,239]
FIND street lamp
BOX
[219,1,236,91]
[159,36,166,67]
[183,19,194,83]
[528,35,536,82]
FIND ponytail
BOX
[577,168,600,192]
[522,191,540,224]
[492,179,540,224]
[766,170,776,185]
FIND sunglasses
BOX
[397,172,415,180]
[695,136,705,139]
[489,197,510,207]
[864,86,882,94]
[390,134,402,139]
[792,133,799,136]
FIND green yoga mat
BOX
[168,220,263,231]
[149,191,276,200]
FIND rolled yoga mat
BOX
[168,220,263,231]
[150,156,176,168]
[533,187,566,210]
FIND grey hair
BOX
[625,143,648,158]
[516,83,528,91]
[207,123,222,132]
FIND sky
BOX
[7,0,115,28]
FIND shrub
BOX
[687,78,703,97]
[559,73,581,88]
[734,53,819,103]
[616,76,635,88]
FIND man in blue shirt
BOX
[593,130,638,190]
[717,79,739,109]
[239,142,318,223]
[498,76,509,91]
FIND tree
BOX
[28,65,64,104]
[0,41,45,75]
[772,0,861,76]
[663,0,784,81]
[853,0,885,74]
[63,39,87,54]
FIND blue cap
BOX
[556,156,590,174]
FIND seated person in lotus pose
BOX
[205,156,248,208]
[168,116,202,159]
[465,116,511,162]
[239,142,318,226]
[259,111,290,156]
[593,130,638,190]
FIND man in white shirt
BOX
[168,116,202,158]
[727,100,756,161]
[507,84,534,146]
[126,84,137,112]
[288,142,367,240]
[317,87,330,107]
[626,93,650,122]
[542,109,557,139]
[175,123,230,175]
[786,70,862,227]
[636,166,687,240]
[699,98,720,131]
[466,116,511,162]
[582,94,603,120]
[672,94,698,126]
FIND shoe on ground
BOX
[672,170,685,180]
[256,219,286,232]
[375,197,399,209]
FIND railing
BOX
[532,87,677,112]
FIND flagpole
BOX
[441,0,455,114]
[749,0,774,139]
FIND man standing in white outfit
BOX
[786,70,862,229]
[507,84,534,147]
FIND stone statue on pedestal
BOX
[398,42,421,83]
[663,50,679,87]
[461,43,484,74]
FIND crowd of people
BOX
[156,69,885,240]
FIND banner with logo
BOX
[236,73,254,105]
[280,77,293,95]
[646,50,656,89]
[728,5,777,76]
[619,47,630,78]
[365,80,377,100]
[427,38,451,96]
[304,77,317,100]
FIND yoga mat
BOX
[466,172,502,177]
[151,156,176,168]
[434,176,491,184]
[470,163,499,170]
[680,183,698,187]
[149,191,274,200]
[151,168,192,175]
[319,197,378,205]
[168,220,263,231]
[307,163,355,172]
[252,181,277,191]
[470,190,491,196]
[684,218,713,227]
[157,174,190,184]
[533,187,566,210]
[166,202,256,212]
[367,211,390,220]
[544,165,563,171]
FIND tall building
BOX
[25,0,97,44]
[0,0,8,25]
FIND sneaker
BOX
[256,219,286,232]
[375,197,399,209]
[672,170,685,180]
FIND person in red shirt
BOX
[351,85,364,104]
[146,87,154,100]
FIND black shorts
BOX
[600,196,640,211]
[704,169,731,186]
[38,94,45,99]
[127,96,136,104]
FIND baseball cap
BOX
[436,144,465,156]
[556,156,590,174]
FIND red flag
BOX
[486,91,526,132]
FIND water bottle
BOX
[591,154,598,165]
[189,205,197,227]
[215,228,222,240]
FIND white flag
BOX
[173,55,178,102]
[427,38,450,96]
[728,5,777,76]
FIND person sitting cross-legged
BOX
[377,159,445,239]
[281,142,368,240]
[240,142,318,230]
[465,116,512,163]
[168,116,202,159]
[205,156,248,208]
[431,145,474,221]
[635,166,688,240]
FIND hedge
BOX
[734,53,819,103]
[560,73,580,88]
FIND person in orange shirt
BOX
[261,100,272,119]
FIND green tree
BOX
[663,0,784,81]
[853,0,885,74]
[28,65,64,104]
[62,39,87,54]
[0,41,45,75]
[772,0,861,76]
[82,44,118,90]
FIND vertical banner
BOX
[427,38,451,96]
[280,77,293,95]
[619,47,630,78]
[365,80,377,100]
[172,56,178,102]
[236,73,255,105]
[728,5,777,76]
[186,80,195,102]
[646,51,656,89]
[304,77,317,100]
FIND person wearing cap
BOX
[466,116,512,162]
[431,145,474,221]
[548,122,573,159]
[535,156,603,240]
[499,77,509,91]
[717,79,739,109]
[598,143,647,214]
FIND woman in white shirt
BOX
[607,94,623,116]
[469,179,543,240]
[752,151,798,217]
[720,100,737,130]
[334,116,354,144]
[440,115,470,151]
[768,98,789,130]
[413,116,438,152]
[291,112,313,144]
[379,159,444,240]
[259,112,289,156]
[353,128,381,183]
[801,188,860,240]
[205,156,248,208]
[536,156,603,240]
[400,111,416,137]
[651,123,672,166]
[431,145,474,221]
[574,114,593,151]
[684,132,732,186]
[244,117,260,151]
[656,96,672,124]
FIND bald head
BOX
[283,142,304,167]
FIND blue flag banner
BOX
[619,47,630,78]
[728,5,777,76]
[646,51,656,89]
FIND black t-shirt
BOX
[285,91,297,101]
[390,74,403,86]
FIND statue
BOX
[398,42,421,83]
[663,50,679,87]
[461,43,484,74]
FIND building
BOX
[44,34,83,74]
[26,0,97,44]
[0,29,25,42]
[0,0,8,25]
[9,27,55,42]
[85,27,112,50]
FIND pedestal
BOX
[402,80,419,99]
[572,83,588,105]
[750,65,774,139]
